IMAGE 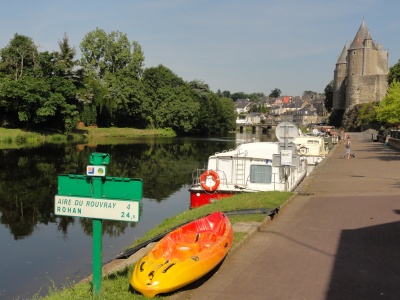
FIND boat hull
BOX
[130,212,233,298]
[190,191,234,208]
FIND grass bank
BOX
[38,191,292,300]
[76,127,176,138]
[0,127,176,149]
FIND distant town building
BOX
[245,112,265,124]
[293,107,318,126]
[235,99,251,114]
[332,20,389,113]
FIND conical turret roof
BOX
[336,43,348,64]
[349,20,376,50]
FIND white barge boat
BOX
[293,135,327,165]
[189,141,308,208]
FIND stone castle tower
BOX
[332,20,389,113]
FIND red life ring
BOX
[200,170,220,192]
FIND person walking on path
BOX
[339,128,344,143]
[345,136,351,159]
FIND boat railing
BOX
[191,168,229,189]
[191,168,205,187]
[192,167,303,192]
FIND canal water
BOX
[0,131,276,299]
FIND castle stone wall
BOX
[346,75,388,110]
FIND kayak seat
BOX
[175,243,200,260]
[199,232,218,250]
[152,236,177,259]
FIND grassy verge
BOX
[37,191,292,300]
[0,127,177,149]
[76,127,176,138]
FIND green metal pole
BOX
[92,177,103,295]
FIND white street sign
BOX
[54,195,139,222]
[280,150,293,166]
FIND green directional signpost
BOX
[54,153,143,296]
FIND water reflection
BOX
[0,136,240,240]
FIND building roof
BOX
[235,99,250,109]
[336,43,348,64]
[349,20,377,50]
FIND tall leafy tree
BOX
[356,102,378,128]
[108,69,145,127]
[0,34,79,131]
[57,33,76,70]
[154,85,200,134]
[231,92,246,101]
[79,29,145,126]
[190,81,234,135]
[218,97,236,133]
[80,28,108,79]
[324,80,333,112]
[388,60,400,85]
[80,28,134,78]
[269,88,281,98]
[107,41,145,127]
[0,34,38,80]
[376,80,400,126]
[222,90,231,98]
[141,65,186,128]
[0,76,77,130]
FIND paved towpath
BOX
[172,133,400,300]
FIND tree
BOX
[57,33,76,70]
[324,80,333,112]
[356,102,378,129]
[130,41,145,79]
[231,92,246,101]
[248,93,261,103]
[376,79,400,126]
[154,84,200,134]
[108,69,145,127]
[80,28,134,79]
[79,28,109,79]
[222,90,231,98]
[141,65,187,128]
[269,88,281,98]
[0,76,77,131]
[0,34,38,80]
[388,59,400,85]
[219,97,236,132]
[79,29,145,126]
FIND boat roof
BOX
[212,142,279,159]
[293,136,324,144]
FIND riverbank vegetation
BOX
[0,31,236,136]
[0,127,176,149]
[37,191,292,300]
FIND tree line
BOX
[0,29,237,135]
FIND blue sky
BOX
[1,0,399,96]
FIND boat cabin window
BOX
[250,165,272,183]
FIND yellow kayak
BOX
[130,211,233,298]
